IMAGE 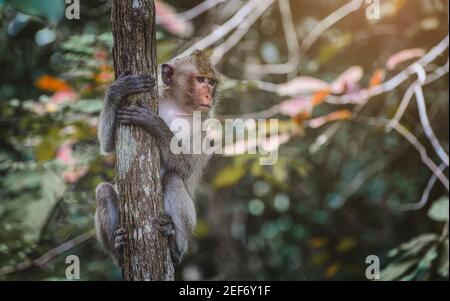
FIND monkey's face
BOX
[161,51,219,114]
[190,74,217,113]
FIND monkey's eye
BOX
[196,76,206,84]
[208,79,217,87]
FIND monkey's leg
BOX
[95,182,126,261]
[161,172,196,264]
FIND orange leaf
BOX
[293,111,312,125]
[308,110,352,128]
[369,69,385,88]
[326,110,352,121]
[35,75,71,92]
[312,89,330,107]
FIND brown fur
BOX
[176,50,219,80]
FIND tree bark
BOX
[111,0,174,281]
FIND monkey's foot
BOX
[114,228,127,252]
[169,247,184,265]
[158,214,176,237]
[157,214,184,265]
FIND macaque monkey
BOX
[95,50,219,264]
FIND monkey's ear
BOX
[162,64,175,85]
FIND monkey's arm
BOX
[116,105,194,179]
[98,73,156,154]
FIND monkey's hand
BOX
[117,105,193,180]
[108,71,155,107]
[114,228,127,251]
[116,104,163,136]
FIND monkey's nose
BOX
[200,95,212,108]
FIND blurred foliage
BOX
[0,0,448,281]
[381,196,449,280]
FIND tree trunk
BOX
[111,0,174,281]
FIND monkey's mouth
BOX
[198,104,211,109]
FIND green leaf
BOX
[387,233,438,259]
[212,164,247,189]
[417,245,438,270]
[380,258,419,281]
[428,196,449,222]
[6,0,65,24]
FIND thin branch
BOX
[385,82,416,132]
[229,37,447,123]
[334,161,393,208]
[221,57,447,125]
[394,123,448,190]
[330,143,408,208]
[426,60,449,83]
[400,163,448,211]
[178,0,270,58]
[299,0,363,64]
[246,0,300,76]
[413,74,449,166]
[386,59,449,132]
[210,0,274,64]
[248,79,280,94]
[156,0,227,24]
[368,117,450,190]
[330,35,449,106]
[379,35,449,93]
[0,230,95,277]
